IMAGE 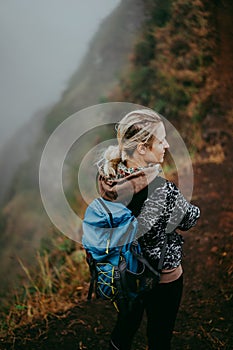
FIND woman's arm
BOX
[165,181,200,232]
[137,179,200,234]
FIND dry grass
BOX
[0,236,89,341]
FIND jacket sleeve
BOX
[177,202,200,231]
[166,182,200,232]
[137,179,200,235]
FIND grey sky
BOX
[0,0,119,148]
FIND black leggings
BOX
[110,274,183,350]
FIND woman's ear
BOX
[137,143,147,155]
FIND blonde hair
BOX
[101,109,162,177]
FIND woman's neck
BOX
[126,158,147,168]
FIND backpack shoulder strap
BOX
[96,197,114,227]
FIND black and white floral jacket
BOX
[137,177,200,270]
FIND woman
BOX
[97,108,200,350]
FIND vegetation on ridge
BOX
[110,0,219,149]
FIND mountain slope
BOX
[1,0,233,348]
[0,0,146,294]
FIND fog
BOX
[0,0,120,149]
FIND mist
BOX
[0,0,120,150]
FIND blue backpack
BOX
[82,197,161,310]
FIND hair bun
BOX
[102,145,121,177]
[104,145,120,161]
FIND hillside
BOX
[109,0,233,150]
[0,0,233,348]
[0,0,146,295]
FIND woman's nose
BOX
[164,139,169,148]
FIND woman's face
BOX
[143,122,169,165]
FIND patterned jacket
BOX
[136,176,200,270]
[98,163,200,271]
